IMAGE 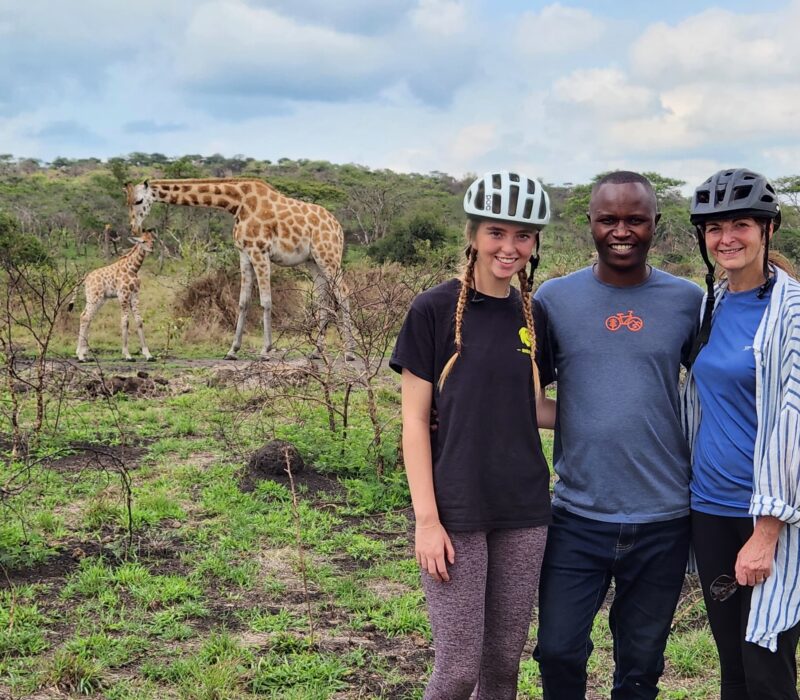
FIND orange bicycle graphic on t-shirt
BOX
[605,310,643,332]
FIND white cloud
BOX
[167,0,477,107]
[762,145,800,176]
[515,4,604,55]
[630,7,800,85]
[600,83,800,155]
[553,68,658,119]
[250,0,412,34]
[411,0,467,36]
[449,122,498,163]
[177,0,383,85]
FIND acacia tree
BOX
[775,176,800,214]
[0,212,77,454]
[341,184,409,245]
[773,176,800,265]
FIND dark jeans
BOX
[692,510,800,700]
[533,507,690,700]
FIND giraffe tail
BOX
[68,283,80,312]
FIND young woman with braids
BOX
[682,169,800,699]
[390,171,554,699]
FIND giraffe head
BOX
[125,180,156,233]
[130,229,156,253]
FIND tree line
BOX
[0,154,798,276]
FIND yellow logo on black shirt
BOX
[518,327,532,355]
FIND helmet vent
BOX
[508,185,519,216]
[523,198,533,219]
[732,185,752,201]
[696,190,710,204]
[491,193,501,214]
[509,173,520,182]
[492,174,501,189]
[761,194,775,203]
[527,179,537,194]
[538,197,548,221]
[714,187,726,205]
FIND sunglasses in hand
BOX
[710,574,739,602]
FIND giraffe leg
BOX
[310,261,355,361]
[226,250,255,360]
[76,297,105,362]
[308,265,334,359]
[130,293,153,361]
[331,271,356,361]
[252,256,273,359]
[120,296,134,361]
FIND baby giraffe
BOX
[70,230,155,362]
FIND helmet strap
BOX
[527,238,540,293]
[688,223,717,366]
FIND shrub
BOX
[368,213,448,265]
[174,266,305,334]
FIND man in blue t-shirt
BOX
[532,172,703,699]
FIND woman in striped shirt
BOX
[682,168,800,699]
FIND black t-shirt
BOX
[390,278,553,531]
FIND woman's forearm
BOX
[403,417,440,527]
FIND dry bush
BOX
[344,261,448,336]
[173,266,308,335]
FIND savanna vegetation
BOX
[1,153,800,699]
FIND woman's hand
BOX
[735,516,783,586]
[415,522,455,583]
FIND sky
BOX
[1,0,799,190]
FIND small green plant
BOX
[327,530,388,562]
[239,607,298,633]
[63,558,114,598]
[40,647,105,695]
[83,497,123,531]
[665,627,718,679]
[360,590,429,638]
[129,574,202,608]
[251,647,350,694]
[340,471,410,515]
[0,588,48,656]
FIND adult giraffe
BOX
[125,178,354,360]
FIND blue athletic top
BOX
[691,286,769,517]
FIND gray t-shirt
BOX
[535,267,703,523]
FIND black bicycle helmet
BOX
[688,168,781,365]
[690,168,781,229]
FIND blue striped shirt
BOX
[682,266,800,651]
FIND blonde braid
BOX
[517,268,541,399]
[438,248,477,392]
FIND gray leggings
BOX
[421,526,548,700]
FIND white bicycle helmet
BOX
[463,171,550,227]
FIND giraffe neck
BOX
[121,244,147,274]
[149,179,251,216]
